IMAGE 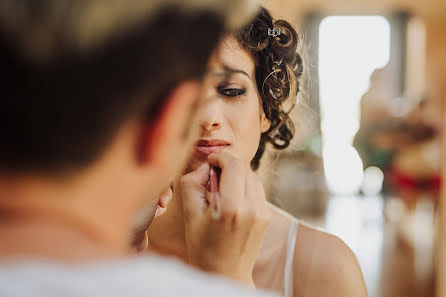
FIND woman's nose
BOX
[200,101,223,132]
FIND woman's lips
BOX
[195,146,228,155]
[195,139,230,156]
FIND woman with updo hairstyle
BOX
[147,7,368,297]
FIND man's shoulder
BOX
[0,256,277,297]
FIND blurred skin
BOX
[147,36,369,297]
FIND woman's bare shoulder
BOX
[293,222,368,297]
[261,205,368,296]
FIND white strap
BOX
[284,219,298,297]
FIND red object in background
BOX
[389,168,442,193]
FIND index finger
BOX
[207,151,246,210]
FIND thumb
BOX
[180,163,211,219]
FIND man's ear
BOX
[138,81,201,169]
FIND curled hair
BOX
[235,7,304,170]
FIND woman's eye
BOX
[219,87,246,98]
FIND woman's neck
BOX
[147,186,189,260]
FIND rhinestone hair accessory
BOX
[268,27,281,37]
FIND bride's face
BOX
[186,36,271,172]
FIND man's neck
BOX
[0,175,133,262]
[0,218,122,262]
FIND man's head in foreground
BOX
[0,0,258,256]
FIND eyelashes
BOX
[217,84,247,98]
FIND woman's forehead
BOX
[213,36,255,76]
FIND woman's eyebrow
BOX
[222,65,251,80]
[208,63,252,82]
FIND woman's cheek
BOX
[233,104,262,164]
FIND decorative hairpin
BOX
[273,58,283,66]
[268,27,281,37]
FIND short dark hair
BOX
[0,9,224,175]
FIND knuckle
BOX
[236,207,257,225]
[179,174,192,187]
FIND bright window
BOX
[319,16,391,195]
